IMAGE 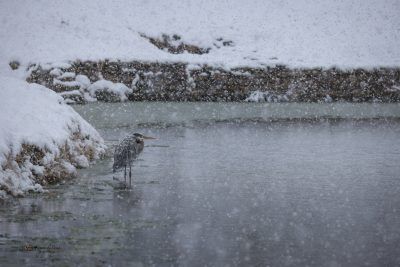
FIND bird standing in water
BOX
[113,133,156,187]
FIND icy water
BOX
[1,103,400,266]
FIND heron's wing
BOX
[113,143,129,170]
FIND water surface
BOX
[1,103,400,266]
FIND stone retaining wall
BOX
[27,60,400,103]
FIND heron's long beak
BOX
[143,135,156,140]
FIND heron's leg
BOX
[125,151,129,187]
[124,164,127,184]
[129,152,132,188]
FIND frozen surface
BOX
[0,103,400,266]
[0,0,399,69]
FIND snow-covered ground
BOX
[0,0,399,69]
[0,68,105,197]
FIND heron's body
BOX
[113,133,155,187]
[112,136,144,172]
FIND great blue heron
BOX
[113,133,156,187]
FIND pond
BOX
[1,102,400,266]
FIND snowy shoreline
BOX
[0,74,106,198]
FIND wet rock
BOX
[140,33,211,55]
[94,90,124,102]
[9,61,20,70]
[60,91,87,104]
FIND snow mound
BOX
[0,75,106,197]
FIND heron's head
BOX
[132,133,156,142]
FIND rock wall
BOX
[27,60,400,103]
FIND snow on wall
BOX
[87,80,132,101]
[51,70,133,103]
[0,72,106,197]
[0,0,399,69]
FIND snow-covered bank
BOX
[1,1,400,103]
[0,74,106,197]
[0,0,399,69]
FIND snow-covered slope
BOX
[0,0,399,69]
[0,69,106,197]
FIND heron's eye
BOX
[136,139,141,143]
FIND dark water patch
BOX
[3,211,74,223]
[146,144,170,148]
